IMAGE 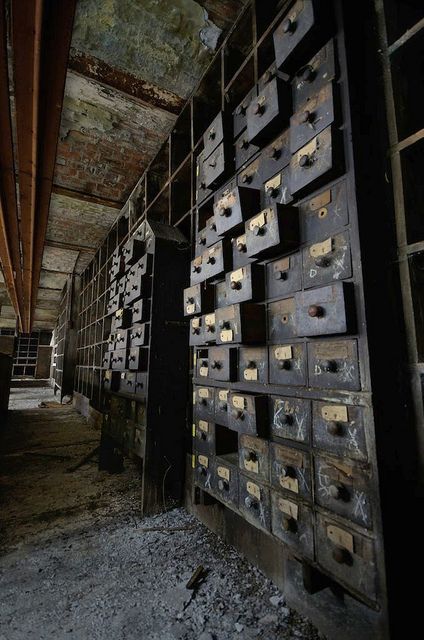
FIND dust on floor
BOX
[0,391,323,640]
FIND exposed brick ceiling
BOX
[0,0,247,331]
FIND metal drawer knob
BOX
[266,186,278,199]
[211,361,221,370]
[232,409,244,420]
[329,484,348,501]
[300,109,313,124]
[206,256,216,264]
[245,496,258,509]
[210,222,217,231]
[241,173,252,184]
[327,421,342,436]
[314,256,330,268]
[218,479,229,491]
[332,547,352,565]
[200,432,207,441]
[279,413,293,426]
[323,359,338,373]
[281,465,296,478]
[198,236,206,245]
[247,361,256,369]
[253,102,265,116]
[192,328,200,335]
[209,160,217,168]
[230,280,241,290]
[253,225,265,236]
[282,516,297,533]
[218,402,227,411]
[274,270,288,281]
[282,17,295,33]
[206,325,215,332]
[308,304,324,317]
[193,265,201,273]
[198,466,207,476]
[299,154,311,167]
[198,398,207,406]
[278,359,291,371]
[269,146,281,160]
[219,207,231,217]
[219,320,230,329]
[200,181,206,190]
[208,128,216,140]
[237,242,246,252]
[201,360,208,368]
[186,297,194,304]
[239,138,249,150]
[235,103,247,116]
[245,451,258,462]
[300,65,315,83]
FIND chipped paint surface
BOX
[71,0,221,99]
[42,246,79,274]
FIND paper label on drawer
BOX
[322,405,348,422]
[246,481,260,499]
[249,210,268,230]
[278,498,299,520]
[297,137,317,162]
[275,256,290,272]
[217,191,237,210]
[265,174,281,192]
[230,268,244,283]
[198,420,209,433]
[192,454,196,468]
[218,389,228,402]
[327,525,354,553]
[315,342,349,360]
[275,345,292,360]
[193,256,202,267]
[310,237,333,257]
[232,395,245,409]
[198,388,209,398]
[192,423,196,437]
[280,476,299,493]
[192,317,200,328]
[244,367,258,381]
[199,366,209,377]
[309,189,331,211]
[217,466,230,481]
[198,455,209,468]
[193,354,197,369]
[205,314,215,326]
[236,234,246,248]
[244,459,259,474]
[220,329,234,342]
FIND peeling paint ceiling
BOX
[0,0,248,331]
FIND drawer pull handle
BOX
[237,242,247,253]
[209,222,217,231]
[244,496,258,509]
[332,547,353,566]
[209,160,217,168]
[314,256,331,268]
[329,484,349,501]
[219,320,230,329]
[300,109,314,124]
[206,256,216,265]
[198,466,207,476]
[192,265,201,273]
[206,324,215,333]
[186,297,194,304]
[218,402,227,411]
[230,280,242,290]
[327,421,342,436]
[308,304,324,318]
[282,516,297,533]
[278,359,291,371]
[269,145,281,160]
[281,465,296,478]
[282,17,295,34]
[232,409,244,420]
[241,173,252,184]
[239,138,249,150]
[274,270,288,281]
[218,479,229,491]
[300,65,315,83]
[299,154,311,168]
[198,236,206,245]
[253,225,266,236]
[208,128,216,140]
[218,206,232,217]
[235,103,247,116]
[245,451,258,462]
[253,102,265,116]
[211,361,221,370]
[323,359,338,373]
[192,328,200,335]
[266,186,279,199]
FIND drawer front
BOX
[316,513,377,601]
[312,401,368,461]
[193,418,215,455]
[205,216,221,248]
[114,307,132,330]
[292,39,336,110]
[237,157,262,191]
[189,316,204,346]
[270,442,312,501]
[239,474,271,532]
[203,111,226,158]
[290,126,338,196]
[204,142,228,189]
[202,240,232,281]
[269,342,307,387]
[104,370,120,392]
[271,491,314,560]
[132,299,150,324]
[314,455,372,529]
[246,204,299,259]
[107,335,115,352]
[196,151,213,204]
[239,346,268,385]
[123,238,144,266]
[290,82,335,153]
[193,452,213,491]
[308,339,360,391]
[270,396,311,445]
[264,166,294,208]
[111,349,128,371]
[214,185,260,236]
[273,0,316,71]
[216,303,266,345]
[102,351,112,368]
[110,249,124,279]
[239,434,270,482]
[260,129,291,182]
[129,323,149,348]
[195,227,207,256]
[215,280,228,309]
[295,282,354,337]
[107,293,123,316]
[266,254,302,300]
[213,459,239,507]
[299,181,348,243]
[268,297,298,342]
[135,372,148,399]
[184,283,214,317]
[203,313,217,344]
[195,349,209,379]
[225,264,264,305]
[233,87,257,138]
[229,393,268,437]
[190,255,205,285]
[115,329,129,350]
[208,346,238,382]
[193,385,215,421]
[247,77,291,145]
[214,387,230,427]
[133,253,153,277]
[128,347,149,371]
[235,132,260,169]
[120,371,137,394]
[302,231,352,288]
[231,233,255,270]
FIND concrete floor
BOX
[0,386,322,640]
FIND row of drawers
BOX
[107,323,150,351]
[193,392,368,461]
[193,457,376,602]
[104,370,147,398]
[107,254,153,313]
[103,347,148,372]
[194,338,360,391]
